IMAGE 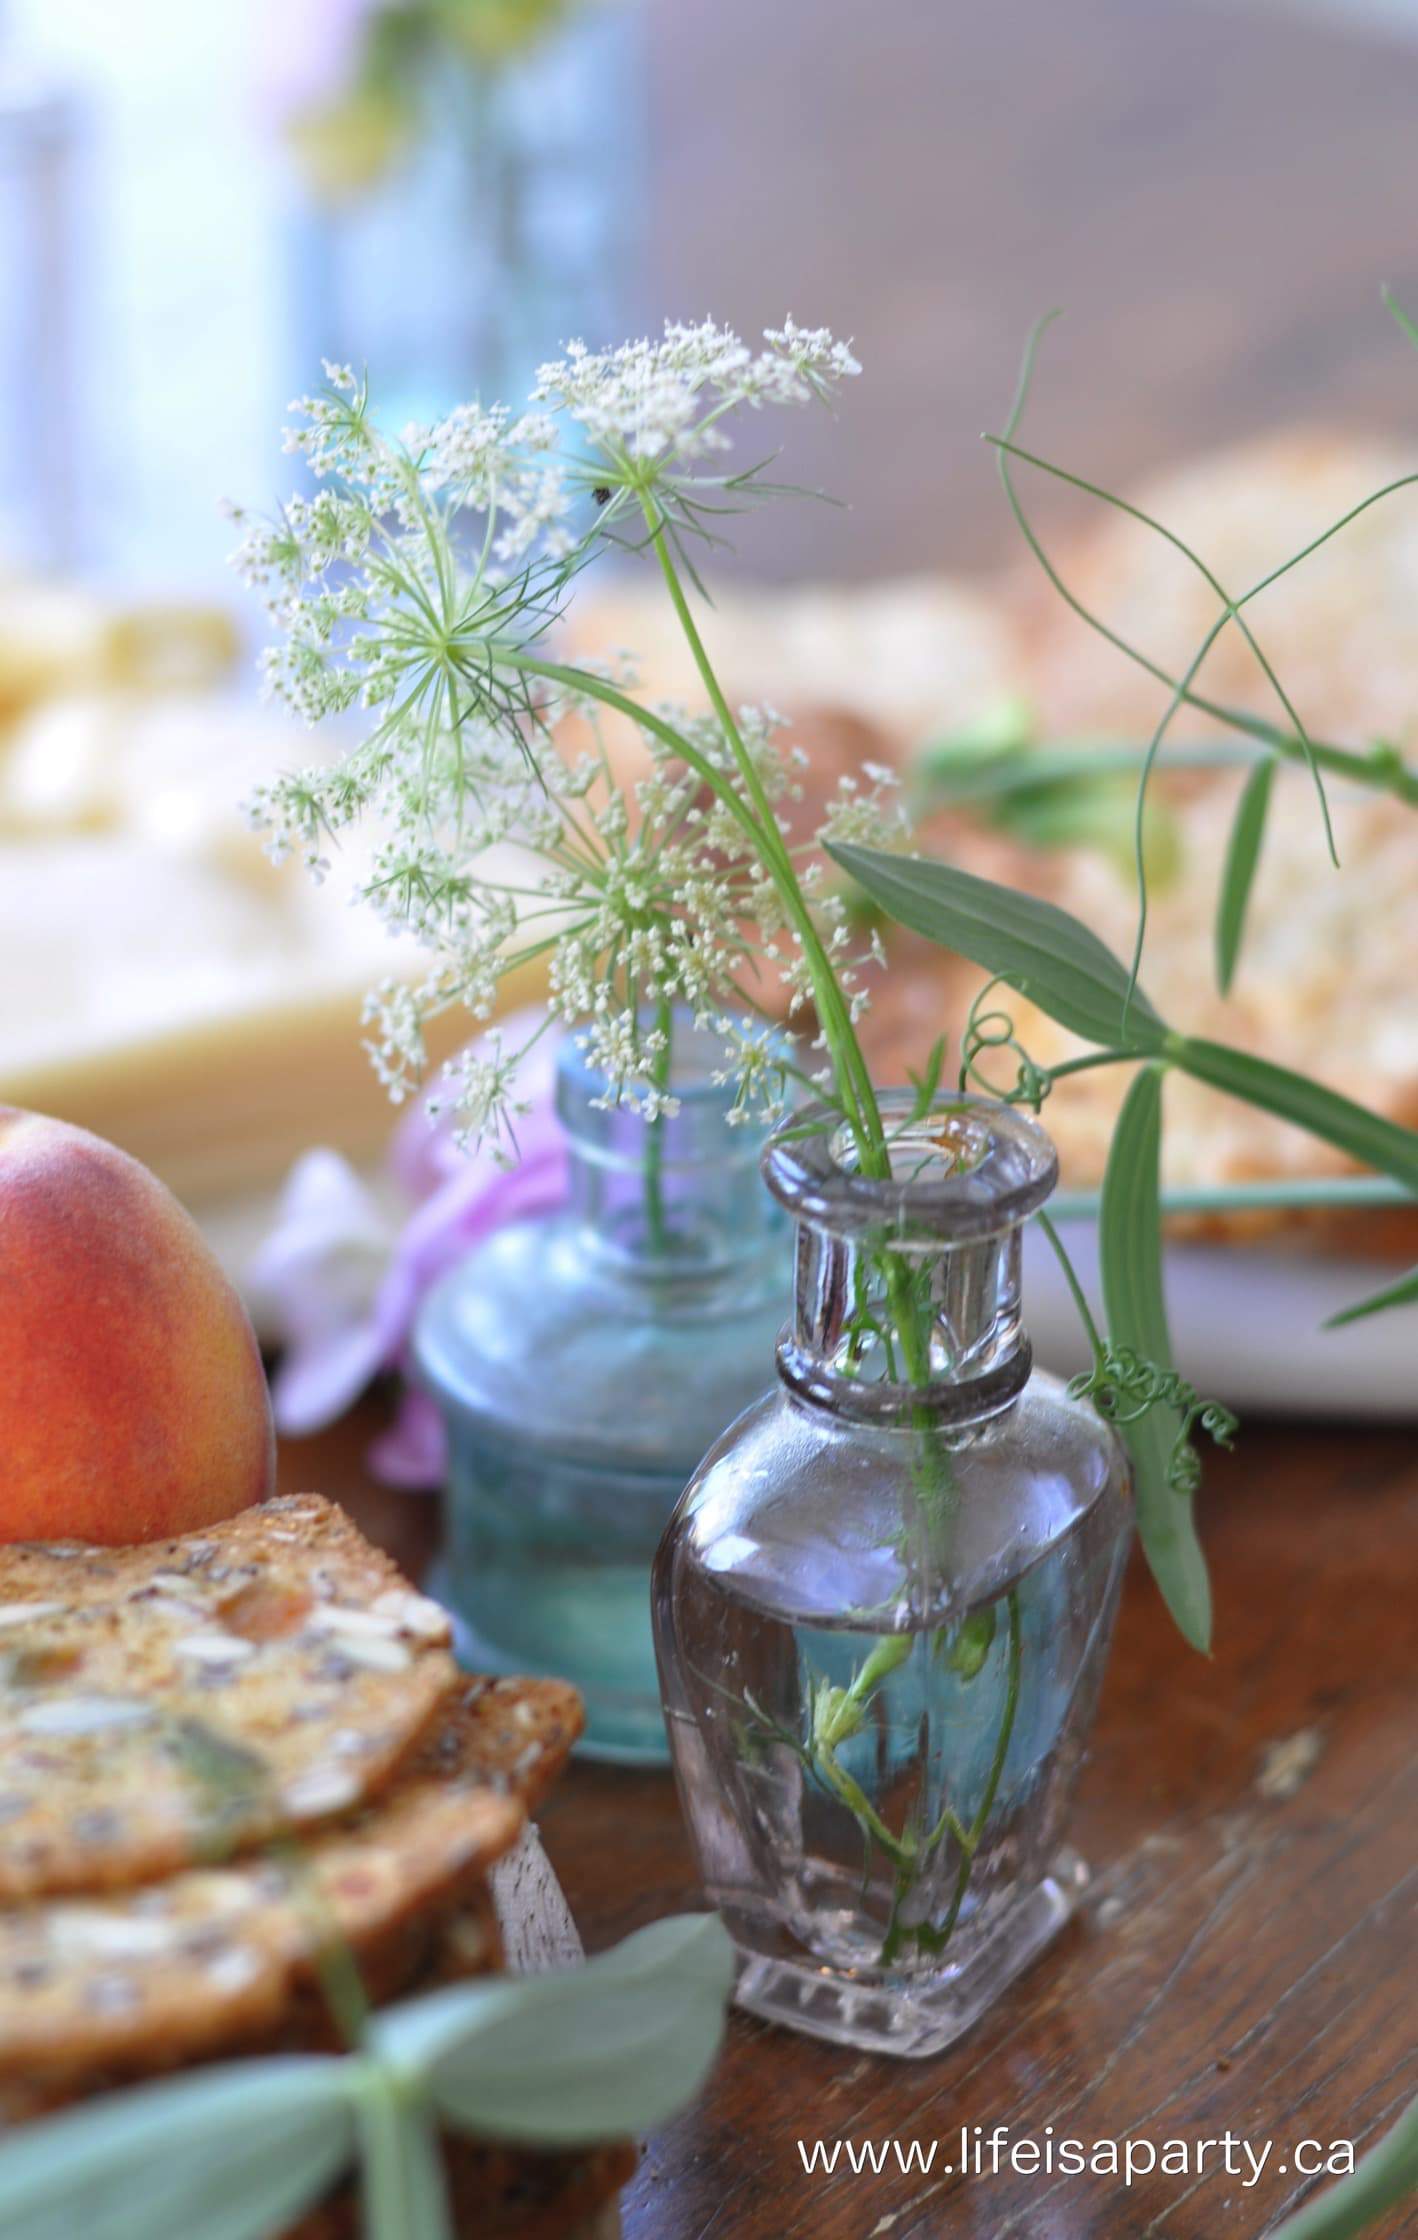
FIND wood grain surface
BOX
[284,1406,1418,2238]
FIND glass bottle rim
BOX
[762,1090,1058,1241]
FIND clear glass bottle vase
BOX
[652,1093,1132,2056]
[413,1019,787,1765]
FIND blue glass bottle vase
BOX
[413,1019,788,1763]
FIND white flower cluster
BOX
[531,317,861,462]
[233,318,900,1151]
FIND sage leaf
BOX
[1214,755,1274,994]
[1172,1039,1418,1195]
[0,2059,352,2240]
[1325,1263,1418,1328]
[827,842,1168,1052]
[1269,2089,1418,2240]
[373,1913,733,2148]
[1099,1067,1212,1652]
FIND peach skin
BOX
[0,1107,275,1543]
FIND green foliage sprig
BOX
[829,838,1418,1647]
[816,291,1418,1656]
[0,1916,733,2240]
[985,308,1418,1015]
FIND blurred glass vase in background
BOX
[287,2,642,431]
[413,1017,788,1764]
[653,1096,1132,2055]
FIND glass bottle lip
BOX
[761,1091,1059,1241]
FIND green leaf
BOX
[0,2059,353,2240]
[1172,1039,1418,1195]
[373,1914,734,2149]
[827,842,1168,1052]
[1325,1262,1418,1328]
[1099,1067,1212,1652]
[1214,755,1274,994]
[1269,2089,1418,2239]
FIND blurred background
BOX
[2,0,1417,1410]
[4,0,1418,587]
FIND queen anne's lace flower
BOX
[532,318,860,461]
[233,317,897,1151]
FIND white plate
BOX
[1026,1221,1415,1419]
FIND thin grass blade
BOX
[1214,755,1275,993]
[1325,1263,1418,1329]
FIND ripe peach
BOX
[0,1107,275,1544]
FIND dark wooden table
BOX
[281,1404,1418,2239]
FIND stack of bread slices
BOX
[0,1494,628,2239]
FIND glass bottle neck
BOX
[760,1092,1059,1429]
[558,1016,783,1286]
[777,1217,1033,1427]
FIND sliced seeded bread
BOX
[0,1677,584,2087]
[0,1496,459,1899]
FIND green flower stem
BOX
[817,1752,914,1872]
[925,731,1418,803]
[504,634,886,1150]
[916,740,1258,796]
[496,625,890,1187]
[816,1632,915,1752]
[1036,1210,1105,1360]
[637,509,951,1410]
[919,1587,1023,1957]
[1210,705,1418,806]
[1039,1047,1139,1088]
[643,991,674,1254]
[355,2064,451,2240]
[642,509,887,1170]
[1050,1173,1414,1219]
